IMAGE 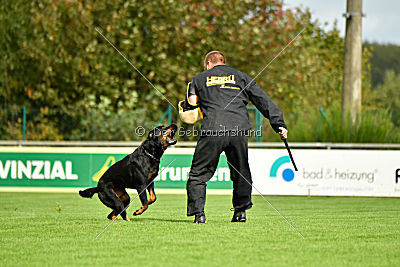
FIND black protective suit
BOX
[184,65,286,216]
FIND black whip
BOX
[282,138,298,171]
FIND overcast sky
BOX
[283,0,400,45]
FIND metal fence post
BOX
[22,106,26,141]
[167,106,172,125]
[246,106,263,142]
[319,106,337,136]
[255,110,263,142]
[318,108,322,142]
[156,106,173,126]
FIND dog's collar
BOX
[143,147,160,162]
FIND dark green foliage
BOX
[260,103,400,143]
[374,70,400,127]
[1,1,394,142]
[365,42,400,87]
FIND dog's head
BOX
[148,124,178,150]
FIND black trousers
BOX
[186,134,253,216]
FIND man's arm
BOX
[182,81,199,111]
[179,80,202,124]
[244,75,288,137]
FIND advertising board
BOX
[1,147,399,197]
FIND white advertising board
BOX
[1,146,399,197]
[249,149,400,197]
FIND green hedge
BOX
[2,0,396,142]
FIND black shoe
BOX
[194,212,206,224]
[231,210,246,222]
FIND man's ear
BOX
[149,131,153,138]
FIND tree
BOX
[0,0,372,141]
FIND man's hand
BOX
[188,94,199,106]
[278,127,288,139]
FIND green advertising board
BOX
[0,148,233,190]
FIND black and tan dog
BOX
[79,124,177,221]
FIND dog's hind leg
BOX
[114,189,131,221]
[133,185,148,216]
[98,184,125,220]
[147,183,156,205]
[107,210,118,220]
[98,193,119,221]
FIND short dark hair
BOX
[204,51,226,69]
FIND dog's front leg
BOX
[133,185,148,216]
[147,182,156,205]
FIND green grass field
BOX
[1,192,399,266]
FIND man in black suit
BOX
[182,51,288,223]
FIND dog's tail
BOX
[79,187,99,198]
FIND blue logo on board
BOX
[269,156,295,182]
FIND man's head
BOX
[204,51,226,70]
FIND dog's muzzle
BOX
[166,124,178,145]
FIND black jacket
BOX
[184,65,286,133]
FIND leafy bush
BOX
[374,70,400,127]
[0,0,380,142]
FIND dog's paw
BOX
[133,206,147,216]
[133,210,141,216]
